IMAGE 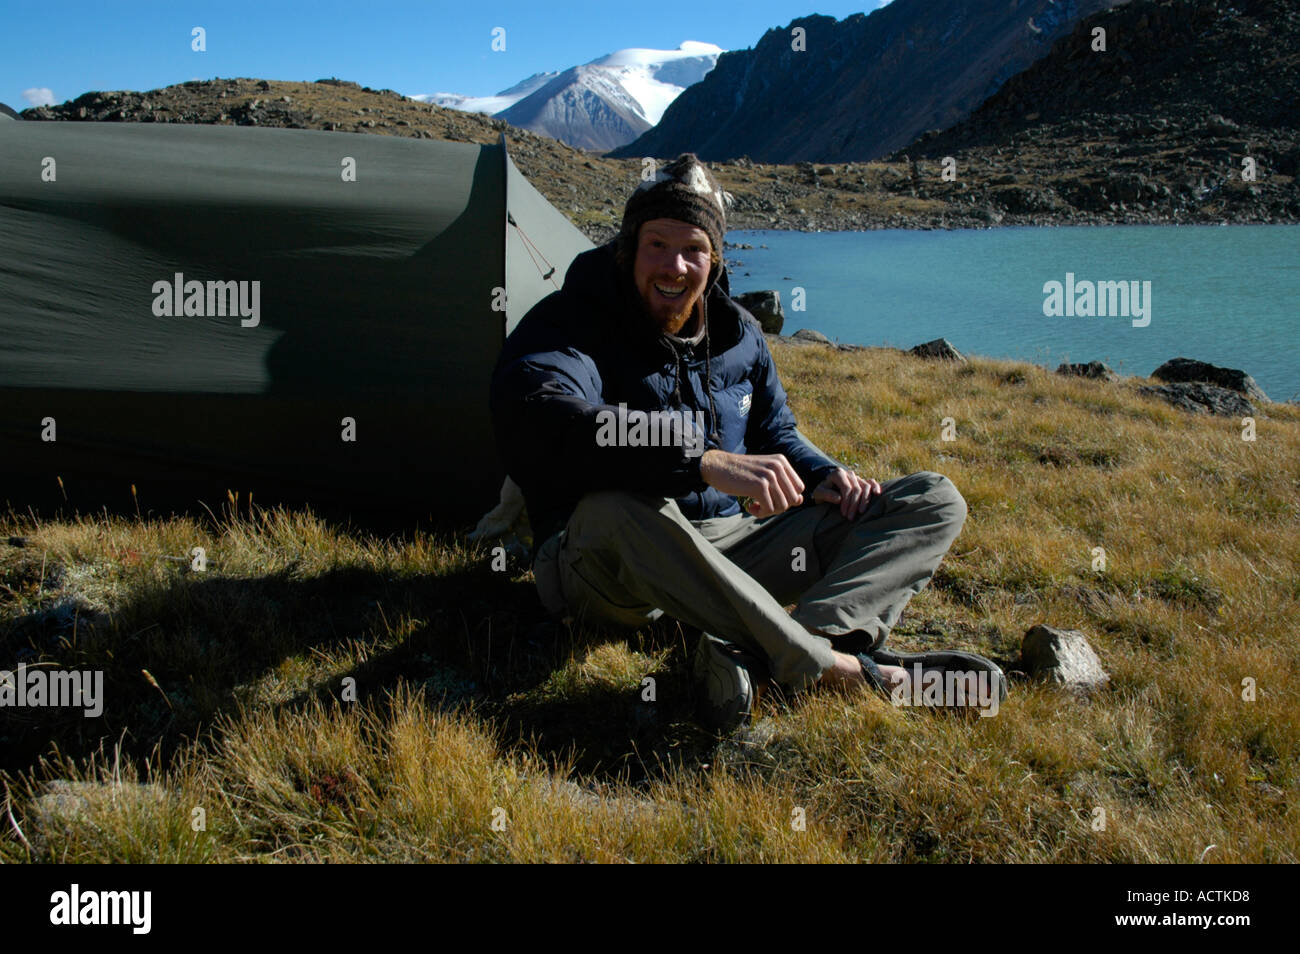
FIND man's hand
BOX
[812,468,882,519]
[700,449,804,518]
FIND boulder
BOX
[1140,382,1255,416]
[520,774,663,823]
[1020,625,1109,690]
[1105,172,1151,203]
[1066,179,1111,212]
[25,780,169,851]
[791,328,832,345]
[1151,357,1269,403]
[991,185,1060,214]
[1275,145,1300,177]
[909,338,966,362]
[733,290,784,334]
[1205,114,1239,136]
[1056,360,1119,382]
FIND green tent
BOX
[0,118,591,522]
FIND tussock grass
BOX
[3,345,1298,862]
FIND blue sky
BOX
[1,0,893,110]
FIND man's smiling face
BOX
[632,218,713,336]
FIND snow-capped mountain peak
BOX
[585,42,723,125]
[415,41,724,152]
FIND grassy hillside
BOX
[2,344,1297,862]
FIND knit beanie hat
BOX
[617,154,729,278]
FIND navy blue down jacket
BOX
[490,240,843,557]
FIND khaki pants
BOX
[532,471,967,692]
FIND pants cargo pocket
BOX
[560,548,661,628]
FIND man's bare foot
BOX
[820,650,906,694]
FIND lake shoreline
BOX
[764,332,1299,408]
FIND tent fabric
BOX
[0,121,591,519]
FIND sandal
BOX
[854,652,894,701]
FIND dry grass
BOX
[2,345,1297,863]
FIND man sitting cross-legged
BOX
[490,154,1005,729]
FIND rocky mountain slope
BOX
[494,64,656,153]
[611,0,1123,163]
[896,0,1300,223]
[918,0,1298,150]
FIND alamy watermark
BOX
[50,884,150,934]
[1,664,104,717]
[151,272,260,327]
[890,665,1000,717]
[1043,272,1151,327]
[595,403,708,458]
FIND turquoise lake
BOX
[724,225,1299,402]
